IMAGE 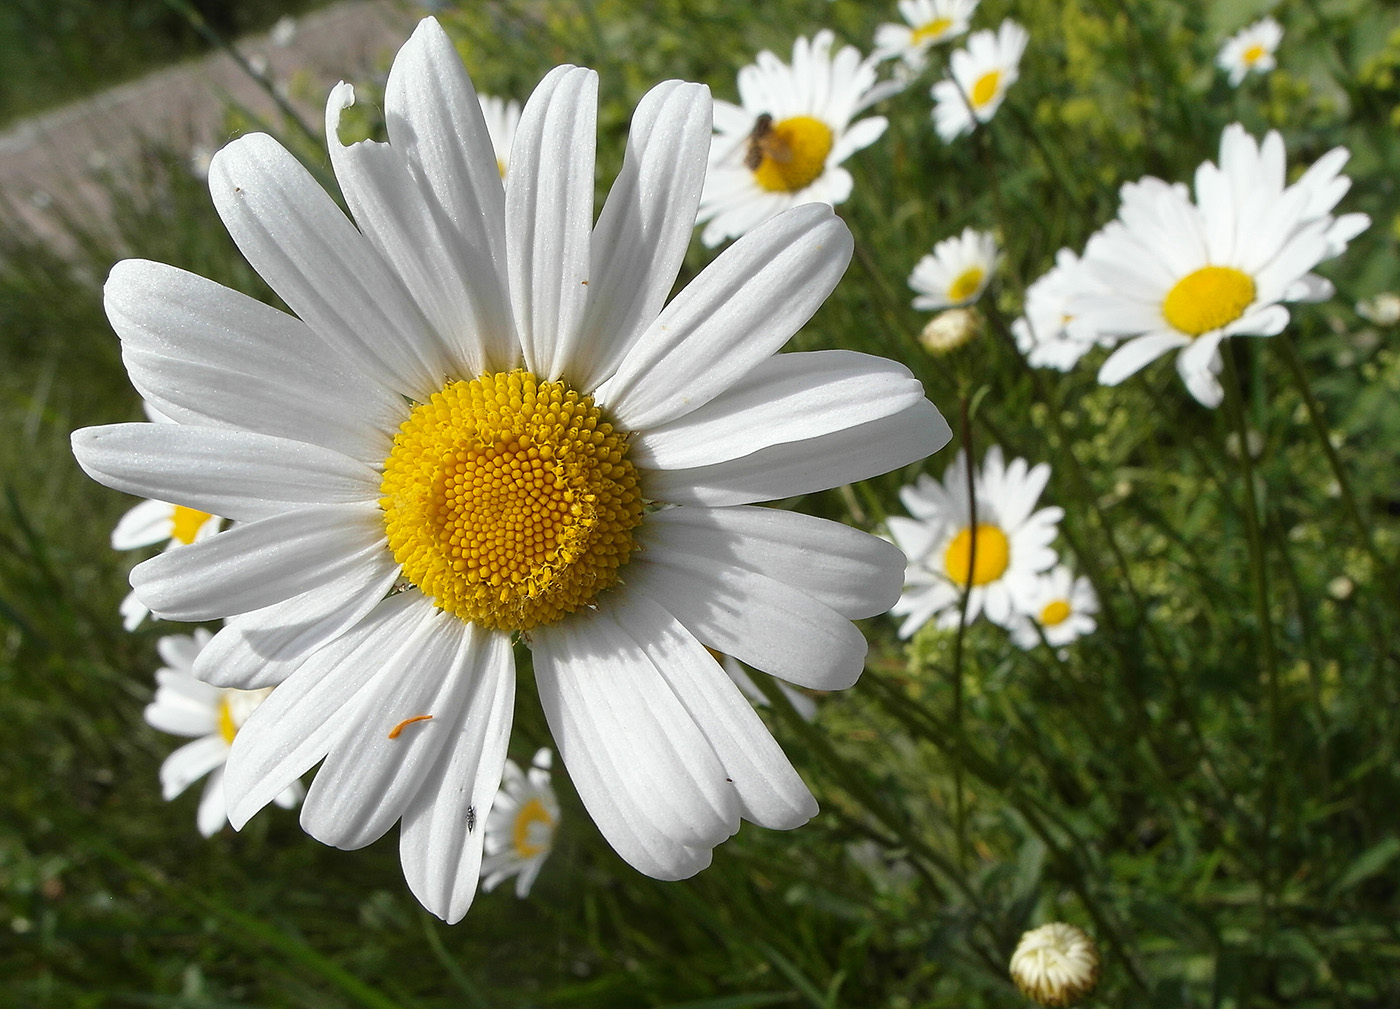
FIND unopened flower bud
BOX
[1010,922,1100,1007]
[919,307,982,354]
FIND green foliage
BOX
[3,0,1400,1007]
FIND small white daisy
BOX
[888,446,1061,637]
[480,747,559,897]
[144,629,302,837]
[1010,922,1100,1007]
[1009,566,1097,649]
[1076,123,1368,407]
[909,226,998,311]
[873,0,978,72]
[930,19,1028,142]
[477,94,520,177]
[697,30,889,247]
[1011,249,1113,371]
[1217,17,1282,87]
[722,653,818,722]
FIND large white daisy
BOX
[888,446,1060,637]
[72,18,948,923]
[873,0,978,72]
[1076,123,1367,406]
[908,226,998,311]
[1011,248,1113,372]
[930,19,1028,142]
[697,30,889,248]
[1217,17,1282,87]
[480,747,558,898]
[1008,565,1098,650]
[144,629,302,837]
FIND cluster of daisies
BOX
[887,446,1098,649]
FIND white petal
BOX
[160,734,228,800]
[506,65,598,381]
[196,766,229,837]
[598,204,853,430]
[1097,331,1188,386]
[111,498,173,550]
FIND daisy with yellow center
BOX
[1011,249,1114,372]
[908,226,999,311]
[73,18,948,924]
[930,19,1028,142]
[1009,566,1098,650]
[143,629,301,837]
[1217,16,1282,87]
[873,0,978,72]
[480,748,559,898]
[887,446,1061,638]
[697,30,889,247]
[476,93,519,177]
[1076,124,1367,406]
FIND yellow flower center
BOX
[1243,43,1265,65]
[912,17,954,44]
[217,696,238,745]
[1040,599,1072,627]
[1161,266,1256,337]
[171,505,211,545]
[943,523,1010,587]
[751,115,834,193]
[947,266,986,304]
[215,688,273,745]
[380,370,643,633]
[512,797,555,859]
[970,70,1001,109]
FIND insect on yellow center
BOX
[1242,43,1266,65]
[912,17,954,44]
[970,70,1001,109]
[1040,599,1072,627]
[751,115,834,193]
[380,370,643,633]
[171,505,211,545]
[947,266,986,304]
[512,797,555,859]
[1161,266,1256,338]
[943,523,1011,587]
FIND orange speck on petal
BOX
[388,714,434,739]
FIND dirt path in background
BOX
[0,0,419,250]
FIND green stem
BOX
[948,394,976,870]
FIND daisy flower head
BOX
[1011,248,1113,372]
[697,30,889,247]
[873,0,979,72]
[909,226,998,311]
[110,403,222,630]
[72,18,949,923]
[480,747,558,897]
[887,446,1061,638]
[477,94,520,177]
[1009,566,1098,650]
[930,19,1028,142]
[1076,123,1368,407]
[144,629,303,837]
[1217,16,1282,87]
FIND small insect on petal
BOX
[388,714,434,739]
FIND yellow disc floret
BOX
[943,523,1011,587]
[381,371,643,633]
[970,70,1002,109]
[512,797,555,858]
[947,266,986,304]
[752,116,834,193]
[912,17,954,45]
[171,505,212,545]
[1040,599,1072,627]
[1162,266,1256,337]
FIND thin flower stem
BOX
[948,394,976,871]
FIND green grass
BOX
[4,0,1400,1006]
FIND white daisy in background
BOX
[480,747,559,897]
[1009,566,1098,650]
[144,629,303,837]
[72,18,947,923]
[930,19,1028,142]
[477,94,520,177]
[1075,123,1367,407]
[873,0,978,72]
[697,30,889,247]
[908,226,998,311]
[1011,248,1114,372]
[888,446,1061,638]
[1217,17,1282,87]
[722,653,819,722]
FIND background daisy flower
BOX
[144,629,302,837]
[477,93,520,177]
[72,18,947,923]
[887,446,1061,637]
[930,19,1028,142]
[697,30,889,247]
[1011,248,1113,371]
[1076,124,1365,406]
[480,747,559,898]
[908,226,998,311]
[1009,566,1098,649]
[1217,16,1282,86]
[873,0,979,72]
